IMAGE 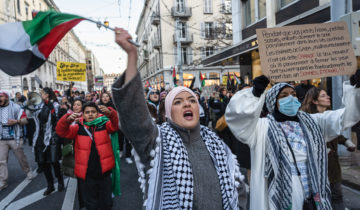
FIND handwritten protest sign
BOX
[56,62,86,82]
[256,22,357,82]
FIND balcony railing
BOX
[173,33,193,44]
[151,13,160,25]
[171,7,192,18]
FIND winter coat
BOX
[55,107,119,180]
[225,82,360,210]
[34,101,61,164]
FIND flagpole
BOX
[85,18,140,47]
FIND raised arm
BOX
[225,87,266,148]
[55,113,79,139]
[111,28,158,166]
[310,80,360,142]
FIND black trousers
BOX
[40,162,63,187]
[78,175,112,210]
[119,135,132,158]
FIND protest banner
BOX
[256,22,357,82]
[94,76,104,87]
[56,61,86,81]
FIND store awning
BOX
[202,36,258,67]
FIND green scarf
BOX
[84,116,121,196]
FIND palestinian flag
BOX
[172,66,177,87]
[199,72,205,89]
[0,10,84,76]
[233,73,241,85]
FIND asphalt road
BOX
[0,143,359,210]
[0,144,142,210]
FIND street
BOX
[0,144,360,209]
[0,144,142,210]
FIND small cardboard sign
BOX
[256,22,357,82]
[94,76,104,87]
[56,62,86,82]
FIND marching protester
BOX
[56,101,119,210]
[99,92,115,109]
[85,92,93,102]
[146,89,160,111]
[0,90,33,191]
[112,28,247,209]
[194,90,209,126]
[29,87,64,196]
[209,87,229,128]
[225,72,360,210]
[301,87,356,210]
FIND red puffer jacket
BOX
[56,107,119,180]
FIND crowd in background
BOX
[1,73,360,209]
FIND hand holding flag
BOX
[0,10,139,76]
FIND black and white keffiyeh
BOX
[265,82,293,113]
[133,122,242,210]
[264,83,331,210]
[0,101,23,144]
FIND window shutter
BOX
[203,0,206,13]
[214,21,218,38]
[222,22,226,38]
[188,48,193,64]
[200,47,205,59]
[174,47,178,65]
[200,22,205,38]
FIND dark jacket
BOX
[327,136,347,184]
[35,101,61,164]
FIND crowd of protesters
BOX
[0,27,360,210]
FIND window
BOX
[201,46,215,59]
[5,0,11,13]
[280,0,297,8]
[176,0,185,12]
[225,22,232,39]
[245,0,266,26]
[204,0,212,13]
[206,47,214,56]
[25,2,29,19]
[177,22,187,38]
[181,47,187,65]
[205,22,214,39]
[31,77,36,91]
[222,0,232,14]
[179,47,192,65]
[17,0,21,14]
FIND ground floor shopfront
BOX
[202,4,360,108]
[141,65,241,90]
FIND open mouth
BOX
[183,110,193,120]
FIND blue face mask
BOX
[278,95,301,116]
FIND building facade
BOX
[136,0,238,90]
[203,0,360,107]
[86,50,103,92]
[0,0,93,97]
[103,73,121,90]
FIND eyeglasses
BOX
[150,92,160,95]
